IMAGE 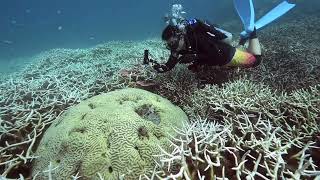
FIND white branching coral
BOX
[145,116,320,179]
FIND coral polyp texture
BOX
[31,88,188,179]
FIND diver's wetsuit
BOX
[164,19,237,71]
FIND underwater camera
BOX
[143,49,159,65]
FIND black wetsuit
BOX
[164,19,236,71]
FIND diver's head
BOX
[162,25,185,51]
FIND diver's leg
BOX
[224,28,263,68]
[246,28,262,66]
[246,28,261,56]
[224,49,259,68]
[247,38,261,55]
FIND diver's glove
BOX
[153,63,169,73]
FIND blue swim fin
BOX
[255,1,296,30]
[234,0,296,38]
[233,0,255,33]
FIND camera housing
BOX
[143,50,149,65]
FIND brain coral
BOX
[31,88,188,179]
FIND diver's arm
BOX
[153,52,180,73]
[165,53,180,70]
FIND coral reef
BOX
[31,88,188,179]
[0,14,319,180]
[146,81,320,179]
[0,39,164,178]
[198,15,320,92]
[148,118,320,179]
[248,14,320,92]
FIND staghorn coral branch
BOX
[42,162,59,180]
[245,153,269,180]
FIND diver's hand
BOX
[153,63,169,73]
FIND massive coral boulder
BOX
[31,88,188,179]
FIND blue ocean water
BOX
[0,1,231,63]
[0,0,318,73]
[0,1,319,179]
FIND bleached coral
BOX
[147,117,320,179]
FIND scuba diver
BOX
[153,19,261,73]
[147,1,295,73]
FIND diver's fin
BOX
[255,1,296,30]
[239,1,296,38]
[233,0,255,33]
